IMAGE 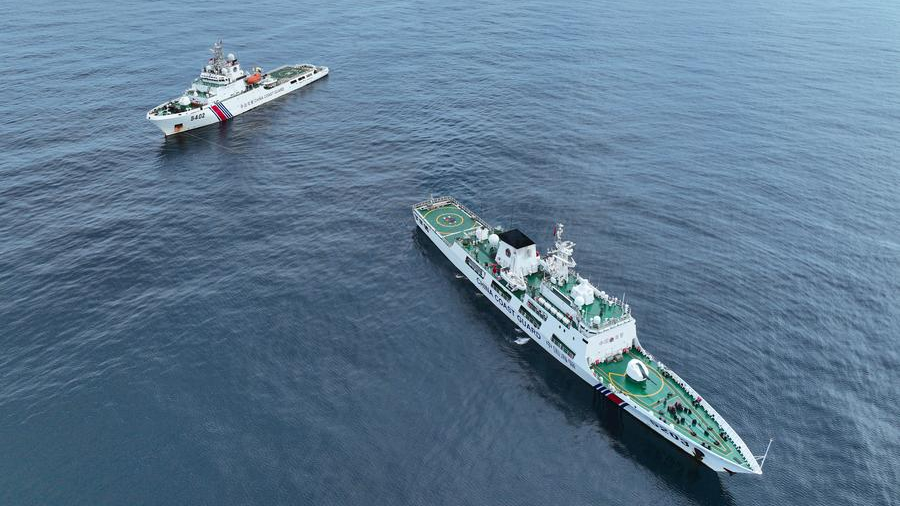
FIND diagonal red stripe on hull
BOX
[210,105,227,121]
[606,393,625,405]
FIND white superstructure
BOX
[147,41,328,136]
[413,196,764,475]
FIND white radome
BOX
[626,359,650,382]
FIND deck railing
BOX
[636,347,758,470]
[412,196,490,228]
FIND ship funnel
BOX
[626,359,650,382]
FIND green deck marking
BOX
[592,349,748,466]
[526,272,543,292]
[268,65,313,81]
[555,276,624,322]
[422,205,477,243]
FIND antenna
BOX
[755,438,774,470]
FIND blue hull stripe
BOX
[217,102,234,118]
[594,384,629,407]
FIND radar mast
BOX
[544,223,576,284]
[209,40,226,73]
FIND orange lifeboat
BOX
[245,73,261,85]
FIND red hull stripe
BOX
[210,105,227,121]
[606,393,625,406]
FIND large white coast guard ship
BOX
[413,196,768,475]
[147,41,328,135]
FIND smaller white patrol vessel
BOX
[147,41,328,136]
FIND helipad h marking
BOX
[435,212,464,228]
[424,206,468,232]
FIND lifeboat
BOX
[245,73,261,85]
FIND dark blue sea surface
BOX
[2,0,899,504]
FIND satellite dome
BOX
[625,359,650,382]
[574,295,585,307]
[592,315,602,326]
[488,233,500,247]
[178,96,191,106]
[571,280,595,306]
[205,65,213,72]
[227,53,236,62]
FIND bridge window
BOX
[465,256,483,276]
[491,280,512,301]
[519,306,542,328]
[551,334,575,359]
[526,301,547,320]
[552,287,572,305]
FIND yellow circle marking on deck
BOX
[424,208,454,223]
[435,212,465,226]
[598,362,746,462]
[425,207,467,232]
[612,367,737,459]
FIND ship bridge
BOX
[414,198,628,331]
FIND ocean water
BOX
[1,0,899,504]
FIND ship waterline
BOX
[413,196,762,475]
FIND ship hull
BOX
[147,66,328,136]
[413,205,760,475]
